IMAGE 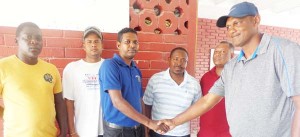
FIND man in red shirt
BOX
[198,41,234,137]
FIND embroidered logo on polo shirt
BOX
[44,73,53,83]
[135,75,141,82]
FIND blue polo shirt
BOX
[99,54,143,127]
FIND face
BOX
[213,43,232,67]
[226,16,259,47]
[117,32,139,60]
[169,50,188,75]
[83,33,103,58]
[16,26,43,59]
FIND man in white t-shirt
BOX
[63,26,104,137]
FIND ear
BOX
[116,41,121,49]
[167,57,171,65]
[254,15,261,26]
[82,43,87,52]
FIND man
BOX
[0,22,68,137]
[99,27,167,137]
[160,2,300,137]
[143,47,201,137]
[63,26,104,137]
[198,41,234,137]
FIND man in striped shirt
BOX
[143,47,202,137]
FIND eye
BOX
[123,40,130,44]
[27,35,32,40]
[133,41,139,45]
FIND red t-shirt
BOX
[198,67,231,137]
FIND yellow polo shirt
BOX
[0,55,62,137]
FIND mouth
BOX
[231,33,240,39]
[128,50,137,53]
[29,48,40,52]
[174,66,183,70]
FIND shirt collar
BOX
[113,53,137,67]
[163,68,188,86]
[210,66,219,77]
[237,33,271,62]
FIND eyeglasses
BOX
[172,57,188,63]
[122,40,139,45]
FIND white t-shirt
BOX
[63,59,104,137]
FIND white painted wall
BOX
[0,0,129,33]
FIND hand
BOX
[157,119,176,131]
[57,131,67,137]
[147,120,170,134]
[67,132,79,137]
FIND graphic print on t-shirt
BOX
[82,73,99,90]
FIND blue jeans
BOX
[149,130,190,137]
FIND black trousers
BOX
[103,122,145,137]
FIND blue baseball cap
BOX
[216,2,259,28]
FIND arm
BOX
[109,90,163,131]
[292,95,300,137]
[144,104,152,120]
[143,101,152,137]
[65,99,79,137]
[161,93,223,129]
[55,92,68,137]
[0,99,3,118]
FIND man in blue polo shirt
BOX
[159,2,300,137]
[99,27,168,137]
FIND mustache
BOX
[174,65,184,69]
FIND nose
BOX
[129,42,138,48]
[30,39,37,45]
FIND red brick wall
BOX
[0,26,119,74]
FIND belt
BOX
[104,121,141,130]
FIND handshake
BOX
[146,119,178,134]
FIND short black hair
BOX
[219,41,234,52]
[117,27,137,42]
[16,22,40,37]
[170,47,189,58]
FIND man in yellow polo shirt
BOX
[0,22,68,137]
